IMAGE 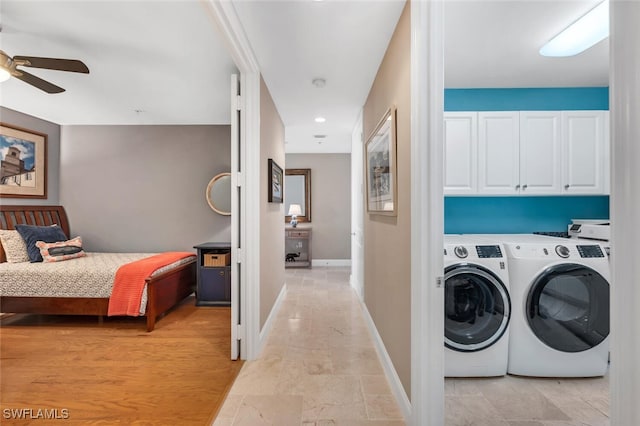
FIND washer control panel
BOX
[578,245,605,258]
[475,245,503,258]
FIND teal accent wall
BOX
[445,196,609,234]
[445,87,609,111]
[444,87,610,234]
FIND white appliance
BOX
[569,219,611,257]
[470,234,610,377]
[443,235,511,377]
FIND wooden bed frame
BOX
[0,205,196,331]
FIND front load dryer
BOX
[477,234,610,377]
[444,235,511,377]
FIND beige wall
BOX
[285,153,351,260]
[59,125,231,252]
[260,76,286,329]
[362,2,412,398]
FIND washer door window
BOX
[526,263,609,353]
[445,265,510,352]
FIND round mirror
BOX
[206,172,232,216]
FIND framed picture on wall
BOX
[365,106,397,216]
[0,123,47,199]
[268,158,283,203]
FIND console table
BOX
[285,227,312,268]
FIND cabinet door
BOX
[443,112,477,195]
[478,112,520,194]
[561,111,606,194]
[519,111,562,194]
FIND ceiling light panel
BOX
[539,0,609,57]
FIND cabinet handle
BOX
[515,184,520,190]
[564,184,570,189]
[219,271,225,276]
[522,184,528,190]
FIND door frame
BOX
[350,110,364,301]
[204,1,261,360]
[410,1,445,425]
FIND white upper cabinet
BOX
[443,110,608,196]
[443,112,478,194]
[519,111,562,194]
[562,111,606,194]
[477,112,520,194]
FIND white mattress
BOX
[0,252,194,314]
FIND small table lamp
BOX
[288,204,302,228]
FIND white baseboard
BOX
[349,274,364,301]
[257,282,287,356]
[311,259,352,267]
[360,299,412,422]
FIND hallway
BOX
[213,266,405,425]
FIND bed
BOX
[0,205,196,331]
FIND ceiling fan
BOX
[0,50,89,94]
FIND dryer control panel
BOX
[577,245,605,258]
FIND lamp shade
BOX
[288,204,302,216]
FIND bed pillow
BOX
[15,224,68,262]
[35,237,86,263]
[0,229,31,263]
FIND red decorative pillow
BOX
[35,237,86,263]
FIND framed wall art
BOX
[0,123,47,199]
[268,158,283,203]
[365,106,397,216]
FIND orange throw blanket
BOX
[108,252,195,317]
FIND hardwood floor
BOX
[0,296,242,425]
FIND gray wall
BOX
[286,153,351,260]
[59,125,231,253]
[0,107,61,205]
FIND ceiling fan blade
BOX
[13,70,65,94]
[13,56,89,73]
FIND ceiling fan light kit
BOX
[0,50,89,93]
[539,0,609,57]
[0,68,10,82]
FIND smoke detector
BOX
[312,78,326,88]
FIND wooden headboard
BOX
[0,205,70,262]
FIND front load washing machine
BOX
[444,235,511,377]
[472,234,610,377]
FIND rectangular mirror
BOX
[285,168,311,223]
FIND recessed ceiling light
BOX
[315,116,326,123]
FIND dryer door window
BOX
[444,265,511,352]
[526,263,610,353]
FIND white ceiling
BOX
[0,0,237,125]
[0,0,609,153]
[444,0,608,88]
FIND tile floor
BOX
[446,373,609,426]
[214,266,404,426]
[213,267,610,426]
